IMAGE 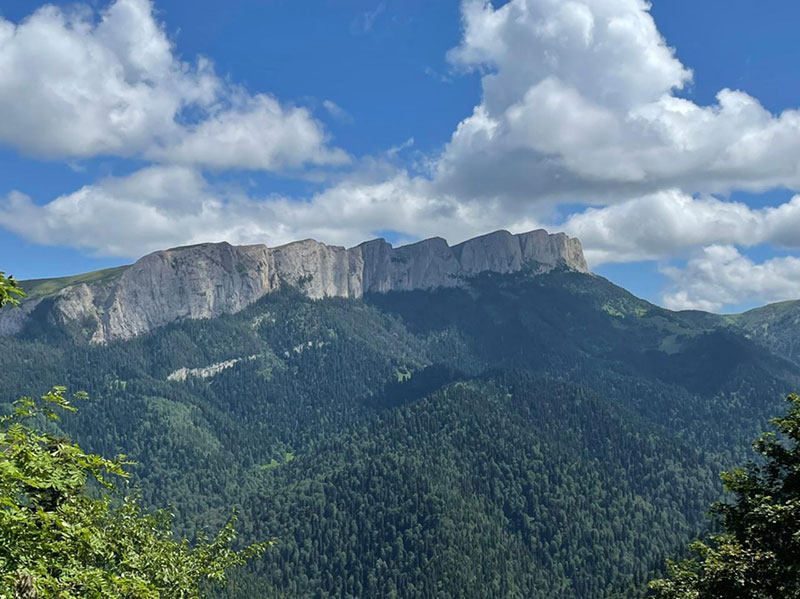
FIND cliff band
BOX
[1,229,588,342]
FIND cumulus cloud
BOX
[0,166,539,258]
[561,190,800,265]
[149,95,349,171]
[661,246,800,312]
[0,167,222,256]
[434,0,800,203]
[0,0,346,170]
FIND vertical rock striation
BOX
[2,229,589,342]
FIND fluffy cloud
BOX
[148,94,349,171]
[434,0,800,203]
[0,167,222,256]
[561,190,800,265]
[0,166,537,257]
[661,246,800,312]
[0,0,346,170]
[430,0,800,311]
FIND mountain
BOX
[1,229,587,343]
[0,229,796,598]
[727,299,800,365]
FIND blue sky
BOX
[2,0,800,313]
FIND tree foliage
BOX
[650,393,800,598]
[0,272,24,308]
[0,387,268,599]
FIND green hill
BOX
[19,265,129,299]
[727,299,800,365]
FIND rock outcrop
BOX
[1,229,589,342]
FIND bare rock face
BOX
[102,243,278,341]
[453,230,524,275]
[359,237,464,293]
[518,230,589,273]
[2,229,589,342]
[271,240,361,299]
[0,297,42,337]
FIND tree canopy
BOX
[0,386,268,598]
[651,393,800,598]
[0,272,24,308]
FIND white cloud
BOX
[0,167,221,256]
[433,0,800,203]
[149,94,349,171]
[661,246,800,312]
[351,4,386,34]
[387,137,415,158]
[560,190,800,265]
[423,0,800,312]
[0,165,539,258]
[0,0,345,170]
[322,100,354,124]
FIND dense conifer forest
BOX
[1,268,795,598]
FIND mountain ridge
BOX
[1,228,588,342]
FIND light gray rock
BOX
[453,230,523,275]
[0,229,589,342]
[167,355,257,382]
[101,242,280,342]
[518,229,589,273]
[387,237,462,291]
[0,297,42,336]
[271,239,355,299]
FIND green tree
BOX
[650,393,800,598]
[0,272,24,308]
[0,387,268,599]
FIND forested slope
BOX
[0,268,793,598]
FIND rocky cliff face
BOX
[2,229,589,342]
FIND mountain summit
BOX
[1,229,587,342]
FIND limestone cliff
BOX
[2,229,589,342]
